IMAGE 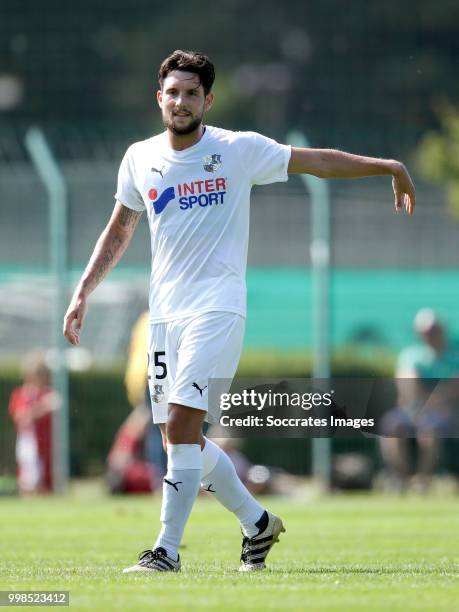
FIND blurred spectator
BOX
[8,352,61,495]
[380,309,459,492]
[106,311,166,493]
[106,405,161,494]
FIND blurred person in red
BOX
[106,405,161,494]
[8,353,61,495]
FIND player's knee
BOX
[166,403,203,444]
[166,407,182,440]
[166,420,190,444]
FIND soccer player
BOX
[63,50,415,573]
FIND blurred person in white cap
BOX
[380,308,459,492]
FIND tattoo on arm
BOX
[94,234,123,285]
[77,204,142,297]
[81,228,131,294]
[118,206,142,229]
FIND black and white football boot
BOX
[239,510,286,572]
[122,547,181,573]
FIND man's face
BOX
[157,70,213,135]
[421,325,445,352]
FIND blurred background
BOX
[1,0,458,493]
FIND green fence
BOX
[246,268,459,351]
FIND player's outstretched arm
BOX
[63,202,143,346]
[288,147,415,215]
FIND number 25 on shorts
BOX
[148,350,167,380]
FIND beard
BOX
[163,111,203,136]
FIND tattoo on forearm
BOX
[81,206,140,295]
[94,234,123,284]
[81,233,124,293]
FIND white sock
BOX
[201,437,264,537]
[154,444,201,561]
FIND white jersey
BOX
[115,125,291,322]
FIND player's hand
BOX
[63,294,87,346]
[392,162,416,215]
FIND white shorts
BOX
[147,311,245,424]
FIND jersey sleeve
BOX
[114,145,145,212]
[235,131,291,186]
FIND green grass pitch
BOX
[1,492,458,611]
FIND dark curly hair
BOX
[158,50,215,95]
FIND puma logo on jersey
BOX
[151,165,166,178]
[164,478,182,492]
[192,382,208,397]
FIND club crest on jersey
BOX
[151,384,164,403]
[203,153,222,173]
